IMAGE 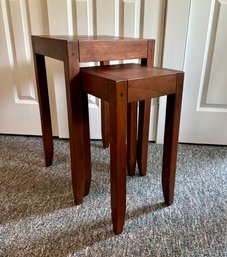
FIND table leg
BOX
[33,53,53,167]
[82,91,91,196]
[64,43,89,205]
[109,80,127,235]
[127,102,138,176]
[101,100,110,148]
[100,61,110,149]
[162,73,184,205]
[137,99,151,176]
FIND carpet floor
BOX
[0,135,226,257]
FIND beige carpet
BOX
[0,135,226,257]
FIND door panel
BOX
[156,0,191,143]
[0,0,41,135]
[180,0,227,144]
[158,0,227,145]
[198,0,227,107]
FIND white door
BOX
[0,0,166,140]
[158,0,227,145]
[0,0,42,135]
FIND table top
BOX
[31,35,154,62]
[31,35,149,42]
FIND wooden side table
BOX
[81,64,184,234]
[31,35,154,205]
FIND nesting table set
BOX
[32,35,184,234]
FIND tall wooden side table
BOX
[31,35,153,205]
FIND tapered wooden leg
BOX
[82,92,91,196]
[33,53,53,167]
[100,61,110,149]
[127,102,138,176]
[64,44,88,205]
[109,81,127,235]
[101,100,110,148]
[137,99,151,176]
[162,73,184,205]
